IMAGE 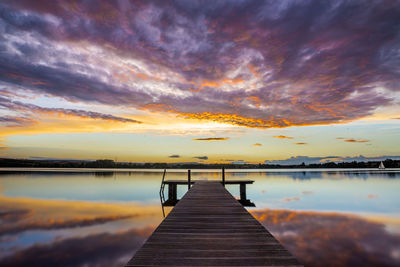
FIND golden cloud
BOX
[192,137,229,141]
[273,135,294,139]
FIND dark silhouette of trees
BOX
[0,157,399,169]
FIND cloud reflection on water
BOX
[0,196,162,263]
[0,195,399,266]
[0,170,399,266]
[253,209,400,267]
[0,228,153,267]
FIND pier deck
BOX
[126,181,302,266]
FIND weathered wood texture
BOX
[126,181,302,266]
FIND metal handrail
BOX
[159,169,166,197]
[159,169,167,217]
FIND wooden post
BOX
[168,184,177,202]
[222,167,225,187]
[240,183,246,201]
[188,169,191,190]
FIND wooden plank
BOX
[126,181,302,266]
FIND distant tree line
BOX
[0,158,399,169]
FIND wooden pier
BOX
[126,181,302,266]
[161,179,255,207]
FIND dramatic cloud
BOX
[0,0,399,129]
[192,137,229,141]
[265,155,400,165]
[252,209,400,267]
[193,156,208,160]
[253,143,262,146]
[168,154,180,158]
[0,96,141,124]
[273,135,294,139]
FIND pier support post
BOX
[188,170,191,190]
[222,167,225,187]
[240,183,246,201]
[168,184,177,203]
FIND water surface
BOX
[0,169,399,266]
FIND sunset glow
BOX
[0,0,399,163]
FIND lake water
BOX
[0,169,399,266]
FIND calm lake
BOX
[0,169,399,266]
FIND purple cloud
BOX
[0,1,399,128]
[0,96,141,124]
[0,115,36,127]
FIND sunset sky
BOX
[0,0,399,163]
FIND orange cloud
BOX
[344,139,369,143]
[253,143,262,146]
[192,137,229,141]
[199,77,245,88]
[142,100,352,129]
[295,142,307,145]
[274,135,294,139]
[180,112,283,128]
[337,137,369,143]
